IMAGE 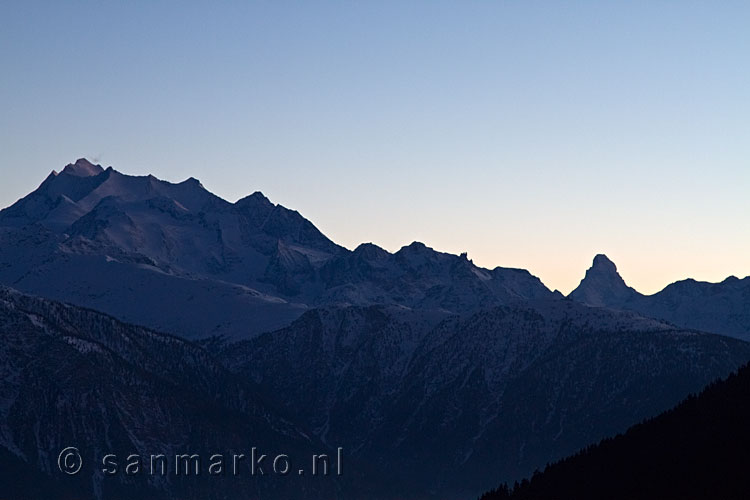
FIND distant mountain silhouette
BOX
[569,254,750,340]
[480,361,750,500]
[0,159,557,340]
[568,254,640,307]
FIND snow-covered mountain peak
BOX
[0,158,566,339]
[61,158,104,177]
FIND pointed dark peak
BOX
[25,159,110,210]
[61,158,104,177]
[181,176,205,189]
[250,191,271,202]
[592,253,617,272]
[234,191,276,227]
[233,191,340,254]
[235,191,274,208]
[568,254,640,307]
[37,170,61,190]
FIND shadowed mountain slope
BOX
[224,300,750,499]
[0,286,346,500]
[480,361,750,500]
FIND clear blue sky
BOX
[1,1,749,294]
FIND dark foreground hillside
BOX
[480,362,750,500]
[0,286,348,500]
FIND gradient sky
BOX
[1,1,749,294]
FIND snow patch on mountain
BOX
[61,158,104,177]
[0,159,562,340]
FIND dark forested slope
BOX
[480,362,750,500]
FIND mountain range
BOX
[1,159,749,499]
[570,254,750,341]
[0,159,555,341]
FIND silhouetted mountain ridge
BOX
[568,254,750,340]
[2,160,749,499]
[0,159,558,340]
